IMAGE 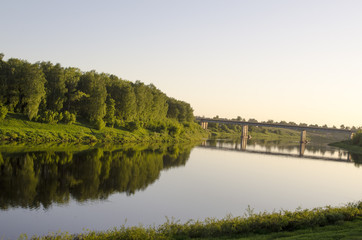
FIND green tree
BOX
[0,53,7,105]
[64,67,84,112]
[104,97,116,127]
[149,84,168,121]
[167,98,194,122]
[0,104,7,120]
[40,62,67,111]
[2,58,24,112]
[118,83,137,121]
[20,62,46,120]
[134,80,152,121]
[78,71,107,124]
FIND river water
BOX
[1,139,362,239]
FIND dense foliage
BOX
[352,131,362,147]
[0,54,194,129]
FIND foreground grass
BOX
[0,113,207,143]
[22,202,362,240]
[202,218,362,239]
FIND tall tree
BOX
[20,62,46,120]
[104,97,116,127]
[149,84,168,121]
[117,83,137,121]
[3,58,24,112]
[78,71,107,123]
[0,53,7,105]
[40,62,67,112]
[133,81,153,122]
[63,67,84,113]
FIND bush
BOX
[146,121,167,133]
[39,110,63,124]
[94,118,105,130]
[126,121,140,132]
[114,119,124,128]
[168,123,181,136]
[0,105,8,120]
[351,131,362,146]
[220,124,230,132]
[63,111,76,125]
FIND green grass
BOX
[329,141,362,155]
[208,126,303,141]
[23,202,362,240]
[0,113,208,143]
[201,218,362,239]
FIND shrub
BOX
[351,131,362,146]
[63,111,76,125]
[126,121,140,132]
[220,124,230,132]
[168,123,181,136]
[115,119,124,128]
[39,110,63,124]
[94,118,105,130]
[0,105,8,120]
[146,121,167,133]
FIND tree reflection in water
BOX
[0,144,193,210]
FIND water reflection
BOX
[0,144,193,210]
[201,139,361,165]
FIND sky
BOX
[1,0,362,127]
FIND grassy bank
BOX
[226,218,362,239]
[329,131,362,155]
[22,202,362,240]
[207,124,350,144]
[208,125,304,141]
[329,141,362,155]
[0,113,208,143]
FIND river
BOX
[0,139,362,239]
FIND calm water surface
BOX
[1,139,362,239]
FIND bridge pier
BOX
[347,153,352,162]
[300,130,307,143]
[240,125,249,150]
[242,125,248,138]
[201,121,208,129]
[241,136,247,150]
[299,142,306,156]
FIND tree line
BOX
[209,115,360,131]
[0,54,194,129]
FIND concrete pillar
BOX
[242,125,249,138]
[201,122,208,129]
[241,137,247,150]
[299,142,306,156]
[347,153,352,162]
[300,130,307,143]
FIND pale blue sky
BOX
[1,0,362,127]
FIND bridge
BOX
[198,141,353,163]
[196,117,355,143]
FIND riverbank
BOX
[329,141,362,155]
[26,202,362,240]
[207,124,351,144]
[0,113,208,143]
[208,126,303,141]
